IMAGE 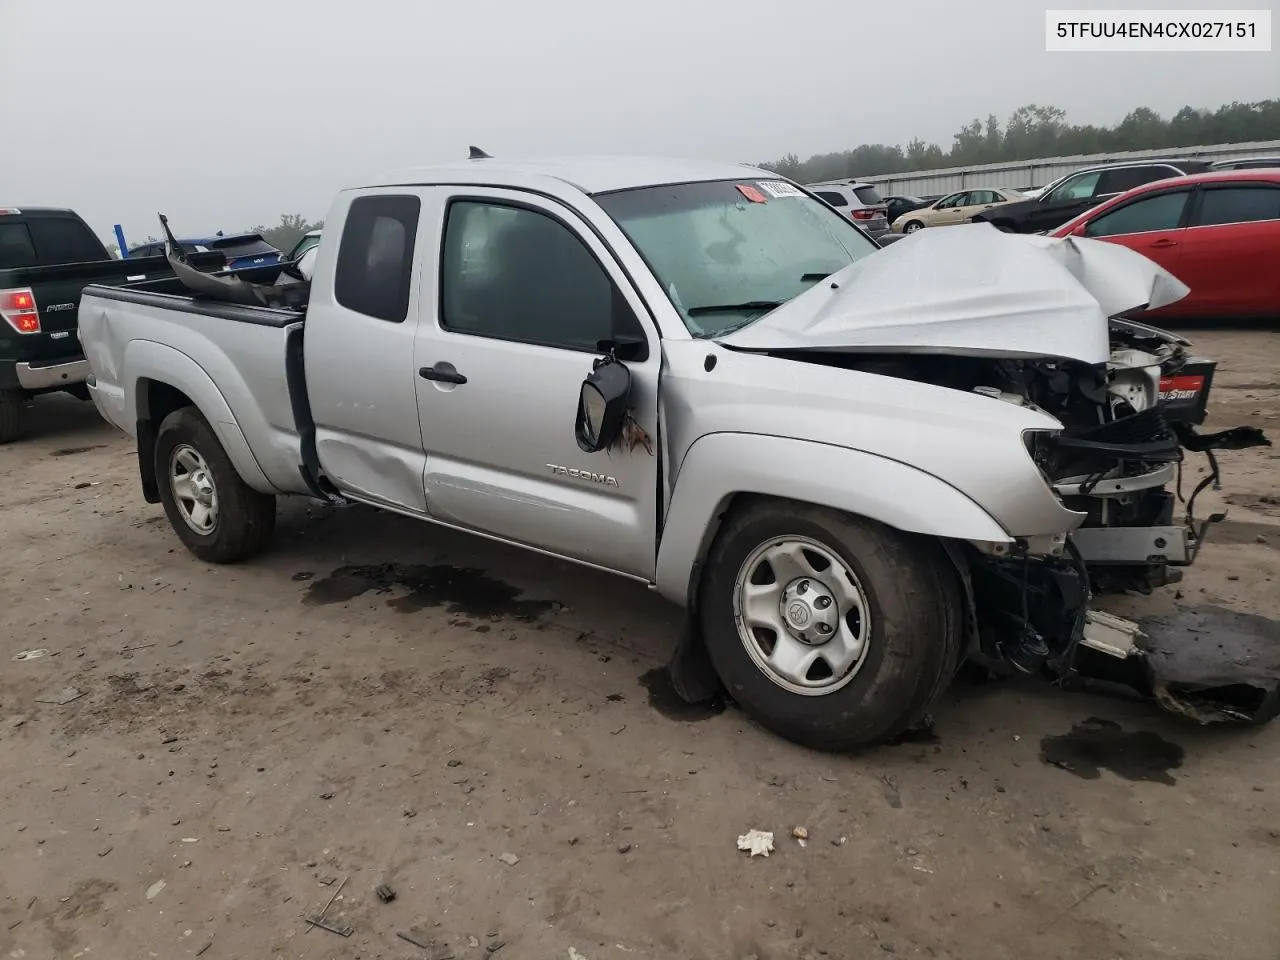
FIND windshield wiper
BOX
[800,272,832,282]
[686,300,782,317]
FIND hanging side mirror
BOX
[575,355,631,453]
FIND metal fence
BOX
[860,140,1280,196]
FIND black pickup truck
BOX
[0,207,221,442]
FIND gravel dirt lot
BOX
[2,328,1278,960]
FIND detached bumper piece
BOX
[1078,607,1280,726]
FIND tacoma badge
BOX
[546,463,620,487]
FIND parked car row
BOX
[824,156,1280,239]
[1050,168,1280,321]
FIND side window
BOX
[1097,166,1172,196]
[1046,172,1102,203]
[812,190,848,207]
[440,200,647,358]
[1194,187,1280,226]
[969,190,998,205]
[936,193,966,209]
[1084,191,1190,238]
[334,194,420,323]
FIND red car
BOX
[1051,169,1280,320]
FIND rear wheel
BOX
[154,407,276,563]
[699,500,962,750]
[0,389,24,444]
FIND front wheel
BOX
[903,220,924,234]
[154,407,276,563]
[699,501,962,750]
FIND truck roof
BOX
[0,206,79,216]
[367,155,774,196]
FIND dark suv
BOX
[971,159,1213,234]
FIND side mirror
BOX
[575,356,631,453]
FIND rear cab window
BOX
[334,195,421,323]
[0,214,107,269]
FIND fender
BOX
[654,432,1012,607]
[125,339,275,495]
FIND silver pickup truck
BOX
[78,155,1273,748]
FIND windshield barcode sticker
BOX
[757,180,805,199]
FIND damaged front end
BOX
[963,318,1272,721]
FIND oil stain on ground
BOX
[1040,717,1184,785]
[639,667,725,722]
[304,562,556,621]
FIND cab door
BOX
[304,190,434,513]
[410,188,662,579]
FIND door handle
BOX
[1149,239,1178,249]
[418,363,467,385]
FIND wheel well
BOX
[686,492,976,645]
[136,379,195,504]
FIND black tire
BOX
[699,500,963,751]
[154,407,276,563]
[903,220,924,233]
[0,389,24,444]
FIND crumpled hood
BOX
[718,224,1190,365]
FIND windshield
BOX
[595,179,878,337]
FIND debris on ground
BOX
[617,842,632,854]
[792,826,809,847]
[737,829,775,857]
[35,686,85,705]
[498,852,520,866]
[397,929,456,958]
[375,883,396,903]
[12,649,51,662]
[145,879,166,900]
[304,875,348,936]
[304,916,353,937]
[568,948,590,960]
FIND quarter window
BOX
[440,200,647,358]
[334,195,420,323]
[812,190,848,207]
[1084,191,1190,238]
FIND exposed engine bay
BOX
[775,317,1273,723]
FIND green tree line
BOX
[760,99,1280,184]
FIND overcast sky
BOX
[0,0,1275,246]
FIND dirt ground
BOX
[2,328,1278,960]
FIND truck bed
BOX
[1,252,226,388]
[78,283,314,498]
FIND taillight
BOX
[0,288,40,334]
[851,209,876,220]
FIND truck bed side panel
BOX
[79,287,310,495]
